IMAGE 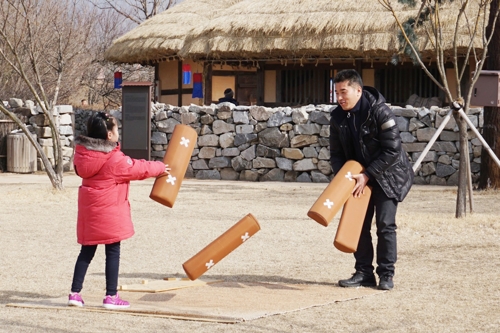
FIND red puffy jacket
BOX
[74,136,165,245]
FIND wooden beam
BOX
[256,62,265,105]
[178,61,183,106]
[204,63,213,105]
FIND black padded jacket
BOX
[329,86,414,202]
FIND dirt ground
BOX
[0,172,499,333]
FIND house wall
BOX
[362,69,375,87]
[158,60,204,106]
[156,59,467,107]
[158,61,178,105]
[212,76,235,102]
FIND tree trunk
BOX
[0,108,64,190]
[455,113,469,218]
[478,0,500,189]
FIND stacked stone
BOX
[7,98,75,171]
[150,103,333,182]
[395,106,483,186]
[72,103,484,185]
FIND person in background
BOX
[68,112,170,309]
[218,88,239,105]
[329,69,414,290]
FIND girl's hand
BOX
[164,164,171,174]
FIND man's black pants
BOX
[354,185,398,277]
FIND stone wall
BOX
[2,98,74,171]
[74,103,484,185]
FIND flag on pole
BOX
[192,73,203,98]
[114,71,122,89]
[182,64,191,85]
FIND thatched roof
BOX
[104,0,238,64]
[105,0,488,64]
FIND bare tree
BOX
[478,0,500,189]
[0,0,99,190]
[88,0,179,25]
[378,0,500,217]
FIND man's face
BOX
[335,80,362,111]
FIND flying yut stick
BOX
[182,213,261,281]
[307,160,366,226]
[150,124,197,208]
[334,185,372,253]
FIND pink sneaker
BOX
[102,293,130,310]
[68,292,84,307]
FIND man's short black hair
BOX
[334,69,363,88]
[224,88,234,98]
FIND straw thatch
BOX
[105,0,488,64]
[104,0,239,64]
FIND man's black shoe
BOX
[338,271,376,288]
[378,275,394,290]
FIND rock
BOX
[239,170,259,181]
[151,132,168,145]
[253,157,276,168]
[249,106,272,121]
[260,168,285,181]
[233,111,249,124]
[196,170,221,180]
[290,135,318,148]
[236,125,254,134]
[275,157,293,171]
[311,171,330,183]
[293,158,317,171]
[234,133,258,146]
[308,111,330,125]
[198,147,217,159]
[256,144,281,158]
[296,172,312,182]
[282,148,304,160]
[258,128,289,148]
[208,156,232,168]
[241,145,256,161]
[220,168,239,180]
[213,120,235,134]
[219,132,235,148]
[231,156,252,171]
[198,134,219,147]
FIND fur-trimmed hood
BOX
[74,135,120,179]
[74,135,118,153]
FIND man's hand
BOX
[351,173,369,198]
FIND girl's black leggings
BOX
[70,241,121,296]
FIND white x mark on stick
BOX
[345,172,353,181]
[323,199,334,209]
[205,259,214,269]
[166,174,177,185]
[241,232,250,242]
[180,137,190,147]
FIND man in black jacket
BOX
[218,88,239,105]
[330,69,414,290]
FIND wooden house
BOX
[105,0,487,107]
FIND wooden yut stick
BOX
[150,124,197,208]
[334,186,372,253]
[307,160,365,226]
[182,214,261,281]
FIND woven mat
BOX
[7,280,384,323]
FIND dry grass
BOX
[0,173,499,332]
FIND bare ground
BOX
[0,172,499,333]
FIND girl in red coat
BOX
[68,112,170,309]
